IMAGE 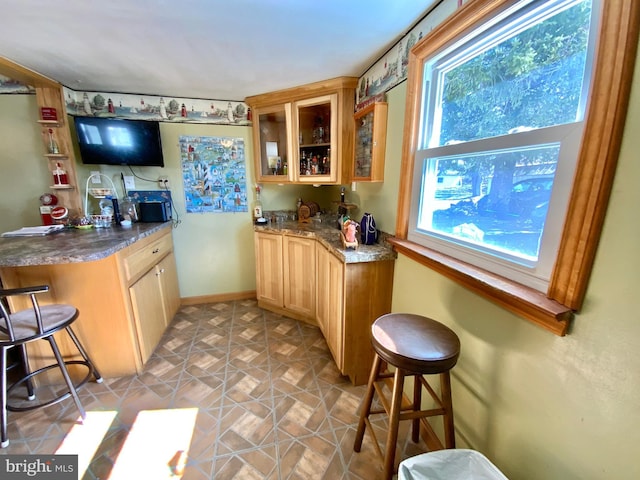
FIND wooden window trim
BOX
[394,0,640,335]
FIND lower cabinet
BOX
[255,231,316,323]
[316,243,395,385]
[316,243,345,369]
[122,231,180,365]
[255,230,395,385]
[128,251,180,363]
[283,235,316,319]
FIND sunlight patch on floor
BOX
[108,407,198,480]
[55,410,118,478]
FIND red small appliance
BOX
[39,193,58,226]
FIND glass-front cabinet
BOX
[246,77,357,185]
[353,101,388,182]
[293,94,337,183]
[254,104,293,181]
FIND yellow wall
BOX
[0,95,52,232]
[379,43,640,480]
[72,122,259,299]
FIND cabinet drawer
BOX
[123,233,172,282]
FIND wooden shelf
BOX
[49,184,74,190]
[44,153,68,159]
[37,119,63,127]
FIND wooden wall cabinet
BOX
[245,77,357,185]
[353,102,388,182]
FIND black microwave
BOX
[139,201,172,222]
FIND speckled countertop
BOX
[255,220,397,264]
[0,222,172,267]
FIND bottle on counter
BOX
[252,185,264,223]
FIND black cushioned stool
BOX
[353,313,460,480]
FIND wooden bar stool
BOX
[353,313,461,480]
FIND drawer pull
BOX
[152,248,160,254]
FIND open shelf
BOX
[37,119,63,127]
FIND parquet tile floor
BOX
[1,300,429,479]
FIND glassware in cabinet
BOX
[353,102,387,182]
[294,94,338,183]
[253,103,293,182]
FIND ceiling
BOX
[0,0,438,101]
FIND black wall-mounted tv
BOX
[73,116,164,167]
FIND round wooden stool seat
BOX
[372,313,460,374]
[354,313,461,480]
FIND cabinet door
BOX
[316,245,345,369]
[157,251,180,326]
[293,94,339,184]
[283,235,316,318]
[254,232,284,307]
[252,103,293,183]
[129,268,166,363]
[353,102,388,182]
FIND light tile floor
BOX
[1,300,429,479]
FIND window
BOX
[392,0,639,334]
[409,0,593,293]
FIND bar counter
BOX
[0,222,177,378]
[0,222,171,267]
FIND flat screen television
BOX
[73,116,164,167]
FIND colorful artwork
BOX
[64,87,251,125]
[180,136,247,213]
[0,74,34,94]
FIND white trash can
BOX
[398,449,508,480]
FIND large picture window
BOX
[409,0,593,292]
[393,0,639,334]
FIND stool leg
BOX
[440,371,455,448]
[47,336,86,421]
[412,374,422,443]
[65,326,102,383]
[1,347,8,448]
[354,353,382,452]
[383,367,405,480]
[17,345,35,400]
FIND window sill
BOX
[387,237,572,336]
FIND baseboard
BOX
[180,290,256,305]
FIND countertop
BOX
[255,219,397,264]
[0,222,172,267]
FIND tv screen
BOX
[73,117,164,167]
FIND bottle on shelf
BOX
[52,162,68,185]
[47,128,59,154]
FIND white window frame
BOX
[391,0,640,335]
